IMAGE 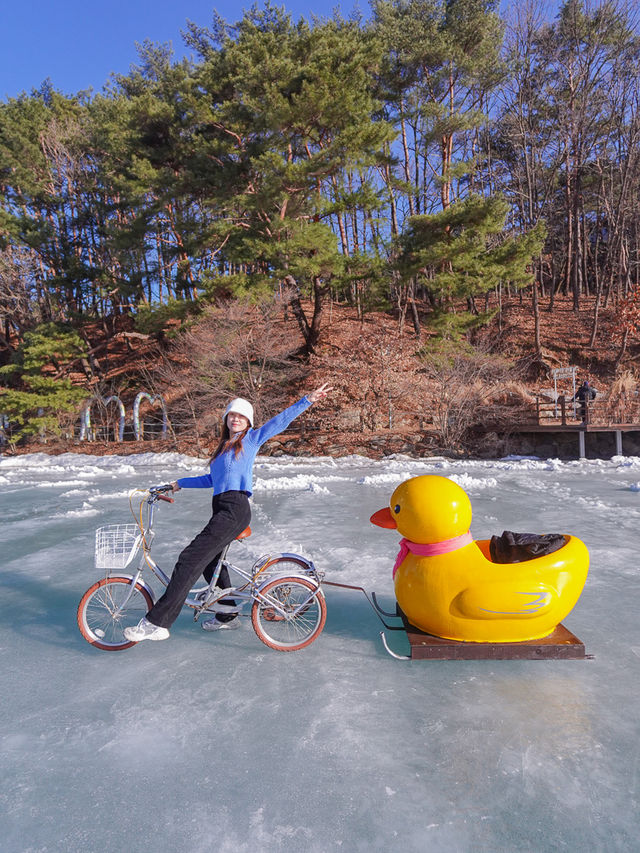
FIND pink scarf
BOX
[392,532,473,579]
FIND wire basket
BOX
[95,524,141,569]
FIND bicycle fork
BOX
[110,571,145,616]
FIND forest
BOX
[1,0,640,450]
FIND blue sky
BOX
[1,0,356,100]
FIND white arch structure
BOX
[132,392,168,440]
[79,395,126,441]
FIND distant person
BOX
[574,380,596,422]
[124,383,333,642]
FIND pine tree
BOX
[372,0,506,218]
[396,193,545,339]
[0,323,86,444]
[188,7,393,353]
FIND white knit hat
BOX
[224,398,254,427]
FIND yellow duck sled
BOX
[370,475,589,643]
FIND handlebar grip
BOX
[158,494,174,503]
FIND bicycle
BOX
[77,485,327,653]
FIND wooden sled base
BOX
[399,613,590,660]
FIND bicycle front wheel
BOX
[252,576,326,652]
[77,576,154,651]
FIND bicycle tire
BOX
[77,576,154,651]
[251,576,326,652]
[254,554,316,586]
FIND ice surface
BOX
[1,451,640,852]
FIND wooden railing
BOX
[535,393,640,427]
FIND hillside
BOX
[7,291,637,459]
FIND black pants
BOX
[147,490,251,629]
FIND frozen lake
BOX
[1,451,639,852]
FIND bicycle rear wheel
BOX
[251,576,326,652]
[77,576,154,651]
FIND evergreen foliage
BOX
[0,324,86,443]
[397,194,545,338]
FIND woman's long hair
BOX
[210,423,250,462]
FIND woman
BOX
[124,383,332,642]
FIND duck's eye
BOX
[394,504,401,514]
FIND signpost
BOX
[551,367,577,419]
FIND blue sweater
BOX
[176,396,312,497]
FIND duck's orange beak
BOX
[370,507,397,529]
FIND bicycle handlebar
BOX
[149,484,175,503]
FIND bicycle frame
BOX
[116,490,322,624]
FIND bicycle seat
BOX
[236,526,251,540]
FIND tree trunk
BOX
[409,280,421,337]
[616,327,629,368]
[306,277,329,354]
[284,274,328,356]
[400,110,415,217]
[533,256,542,355]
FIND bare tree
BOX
[417,344,525,450]
[324,328,417,432]
[0,247,49,357]
[150,298,308,449]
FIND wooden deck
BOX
[522,422,640,433]
[400,612,588,660]
[509,395,640,457]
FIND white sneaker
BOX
[202,616,239,632]
[123,617,170,642]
